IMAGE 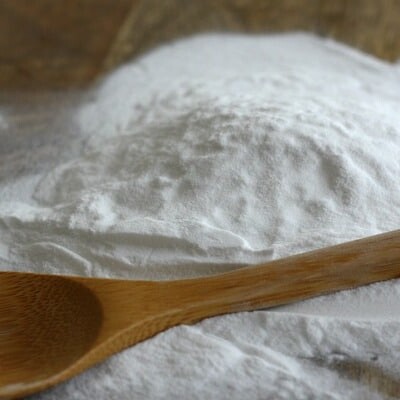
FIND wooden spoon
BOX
[1,230,400,399]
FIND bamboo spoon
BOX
[1,230,400,399]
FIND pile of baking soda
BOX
[1,33,400,399]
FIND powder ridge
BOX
[1,33,400,399]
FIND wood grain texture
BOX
[1,230,400,398]
[0,0,399,88]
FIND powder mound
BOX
[33,35,400,260]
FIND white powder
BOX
[1,33,400,399]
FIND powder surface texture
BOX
[1,33,400,399]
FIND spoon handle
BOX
[173,230,400,317]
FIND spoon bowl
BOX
[0,273,102,396]
[1,230,400,399]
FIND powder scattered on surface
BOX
[1,33,400,399]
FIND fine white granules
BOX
[1,33,400,399]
